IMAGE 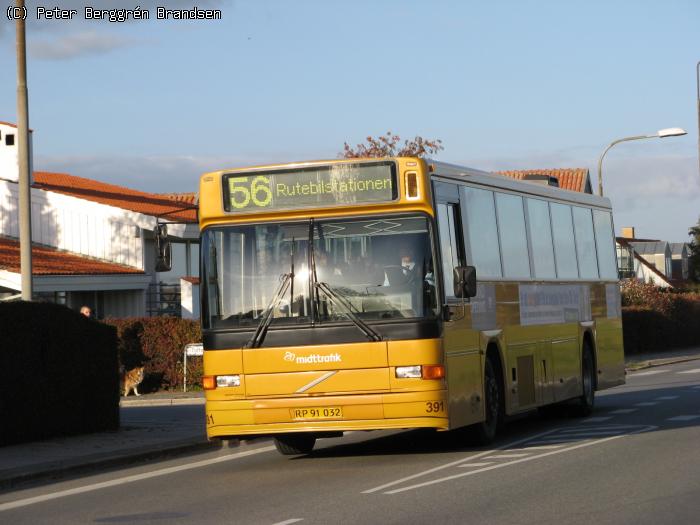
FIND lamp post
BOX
[597,127,687,197]
[696,61,699,178]
[16,0,33,300]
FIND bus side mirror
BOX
[453,265,477,298]
[154,224,172,272]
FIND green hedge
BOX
[0,301,119,446]
[105,317,201,392]
[622,294,700,354]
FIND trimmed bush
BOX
[622,307,668,354]
[105,317,201,392]
[0,301,119,446]
[620,280,674,314]
[622,282,700,354]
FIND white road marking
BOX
[381,426,656,494]
[667,415,700,421]
[509,444,564,451]
[581,416,613,422]
[629,370,669,376]
[0,446,276,512]
[634,402,659,406]
[678,369,700,374]
[562,425,636,432]
[554,430,627,437]
[608,409,638,414]
[654,396,679,400]
[483,453,529,459]
[362,428,564,494]
[272,520,304,525]
[526,439,578,445]
[458,462,494,468]
[364,425,653,495]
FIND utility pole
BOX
[696,61,700,180]
[16,0,33,300]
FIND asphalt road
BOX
[2,359,700,525]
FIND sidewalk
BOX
[2,348,700,490]
[624,346,700,370]
[0,391,215,490]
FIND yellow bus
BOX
[198,157,625,454]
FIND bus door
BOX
[435,185,482,429]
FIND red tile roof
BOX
[0,236,144,276]
[160,192,198,205]
[32,171,197,223]
[497,168,591,193]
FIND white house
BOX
[629,241,672,279]
[0,121,32,184]
[0,121,200,318]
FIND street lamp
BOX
[597,127,687,197]
[696,61,699,178]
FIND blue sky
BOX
[0,0,698,241]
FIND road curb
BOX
[120,397,205,407]
[625,355,700,372]
[0,439,219,491]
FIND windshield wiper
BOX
[244,272,292,349]
[315,281,382,342]
[307,218,381,341]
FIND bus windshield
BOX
[201,214,438,330]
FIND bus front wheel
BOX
[274,433,316,455]
[468,356,503,445]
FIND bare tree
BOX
[341,131,443,158]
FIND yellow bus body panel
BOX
[204,338,448,438]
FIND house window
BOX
[5,134,14,146]
[616,243,635,278]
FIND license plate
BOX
[290,407,343,420]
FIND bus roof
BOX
[429,160,612,210]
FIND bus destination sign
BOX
[223,162,397,213]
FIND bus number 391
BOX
[425,401,444,413]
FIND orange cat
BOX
[122,366,145,397]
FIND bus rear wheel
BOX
[573,344,595,416]
[468,356,502,445]
[274,433,316,455]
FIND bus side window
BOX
[437,202,464,300]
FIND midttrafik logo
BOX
[283,351,342,364]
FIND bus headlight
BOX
[396,366,422,378]
[395,365,445,379]
[216,375,241,388]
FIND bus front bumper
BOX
[205,390,449,439]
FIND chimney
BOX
[621,227,635,239]
[522,174,559,187]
